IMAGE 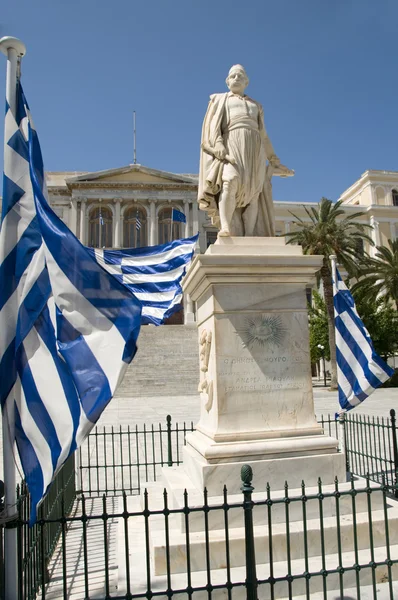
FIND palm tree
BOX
[285,198,373,389]
[351,239,398,311]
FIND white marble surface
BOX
[180,238,345,492]
[198,65,293,237]
[161,467,384,533]
[182,443,345,495]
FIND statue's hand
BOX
[269,155,281,168]
[214,142,227,160]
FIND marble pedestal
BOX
[166,237,345,496]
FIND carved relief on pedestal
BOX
[198,329,213,412]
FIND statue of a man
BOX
[198,64,293,237]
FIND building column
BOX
[284,221,291,234]
[192,200,199,235]
[184,293,195,324]
[120,214,124,248]
[183,200,190,238]
[69,198,78,235]
[113,199,121,248]
[390,221,397,241]
[370,185,376,205]
[79,198,87,244]
[192,200,200,252]
[370,215,380,257]
[150,200,157,245]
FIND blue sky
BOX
[1,0,397,203]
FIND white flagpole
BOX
[133,111,137,165]
[0,35,26,600]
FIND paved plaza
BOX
[96,382,398,430]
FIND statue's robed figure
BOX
[198,65,292,237]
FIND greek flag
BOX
[333,267,394,412]
[0,83,142,522]
[91,235,198,325]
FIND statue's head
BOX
[226,65,249,95]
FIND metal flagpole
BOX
[133,111,137,164]
[0,35,27,600]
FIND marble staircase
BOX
[115,325,199,397]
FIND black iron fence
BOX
[17,467,398,600]
[14,453,75,600]
[5,409,398,599]
[77,416,195,496]
[77,411,398,498]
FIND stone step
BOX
[118,530,398,600]
[150,506,398,575]
[115,325,199,397]
[143,472,385,534]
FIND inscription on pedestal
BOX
[212,311,314,430]
[218,312,309,395]
[220,356,306,393]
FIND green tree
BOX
[308,290,330,364]
[351,239,398,311]
[286,198,372,389]
[353,293,398,361]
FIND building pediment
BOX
[65,164,198,187]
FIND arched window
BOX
[89,206,113,248]
[392,190,398,207]
[158,207,183,245]
[123,206,148,248]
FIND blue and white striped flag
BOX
[135,212,141,231]
[333,267,394,413]
[0,83,142,522]
[90,235,198,325]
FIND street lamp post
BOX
[317,344,327,387]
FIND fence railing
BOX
[7,409,398,599]
[77,411,398,498]
[19,467,398,600]
[14,453,75,600]
[77,416,195,496]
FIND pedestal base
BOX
[181,429,346,495]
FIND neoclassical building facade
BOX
[43,165,398,257]
[1,164,398,321]
[45,165,202,251]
